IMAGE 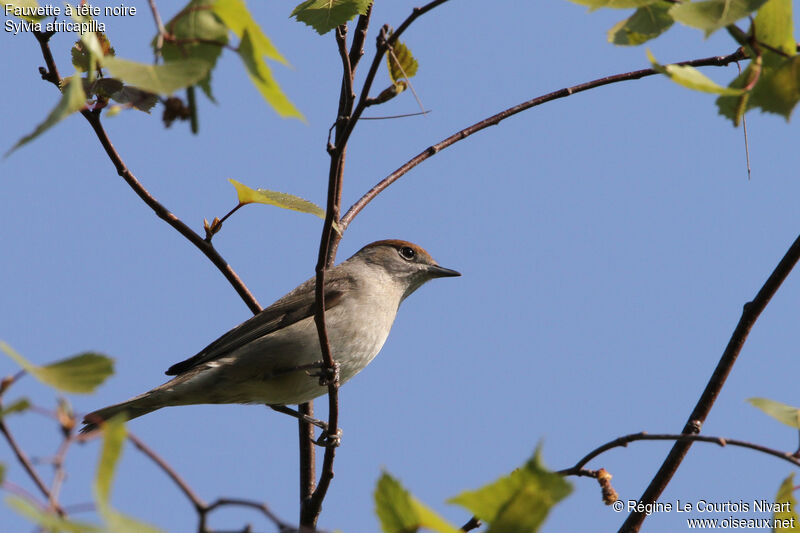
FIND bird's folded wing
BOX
[165,276,351,376]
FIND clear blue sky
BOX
[3,2,800,532]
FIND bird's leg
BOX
[268,405,343,447]
[268,404,328,431]
[312,360,340,387]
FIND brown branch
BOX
[0,418,64,515]
[336,0,452,154]
[348,6,372,71]
[559,432,800,477]
[80,110,262,314]
[30,30,261,314]
[126,432,207,512]
[620,232,800,532]
[340,47,747,229]
[461,516,482,531]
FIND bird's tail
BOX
[80,393,162,434]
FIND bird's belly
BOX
[191,305,394,406]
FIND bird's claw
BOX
[314,427,342,448]
[314,362,340,387]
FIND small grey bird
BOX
[81,240,459,432]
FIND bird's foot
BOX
[314,427,342,448]
[313,361,340,387]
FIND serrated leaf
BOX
[774,474,800,532]
[159,0,229,100]
[211,0,287,64]
[387,40,418,84]
[608,2,674,45]
[6,495,102,533]
[103,57,211,95]
[291,0,372,35]
[448,447,572,533]
[748,398,800,428]
[237,29,303,119]
[109,86,159,113]
[718,52,800,123]
[5,72,86,157]
[670,0,770,36]
[755,0,795,55]
[230,179,325,218]
[647,49,744,94]
[71,33,115,72]
[0,398,31,418]
[374,472,462,533]
[1,342,113,394]
[568,0,661,10]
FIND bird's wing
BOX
[165,275,352,376]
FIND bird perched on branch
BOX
[81,240,459,432]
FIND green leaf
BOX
[229,179,325,218]
[669,0,770,36]
[71,33,115,72]
[755,0,795,55]
[748,397,800,428]
[159,0,229,100]
[0,398,31,418]
[387,40,419,84]
[449,447,572,533]
[567,0,661,10]
[94,415,124,505]
[5,72,86,157]
[0,341,113,394]
[608,2,674,45]
[211,0,287,64]
[92,417,163,533]
[237,29,303,119]
[109,86,159,114]
[718,52,800,123]
[774,474,800,532]
[6,495,102,533]
[0,462,5,484]
[291,0,372,35]
[374,471,462,533]
[647,49,745,94]
[103,57,211,96]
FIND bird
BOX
[81,240,460,432]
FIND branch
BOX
[31,30,261,315]
[340,48,747,229]
[620,232,800,532]
[0,418,64,515]
[337,0,452,153]
[559,432,800,477]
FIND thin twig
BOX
[0,419,64,515]
[48,434,73,510]
[340,48,747,229]
[30,30,261,314]
[560,432,800,477]
[147,0,167,61]
[80,110,262,314]
[127,432,207,512]
[461,516,482,531]
[620,232,800,532]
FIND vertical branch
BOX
[619,232,800,532]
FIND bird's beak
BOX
[427,264,461,278]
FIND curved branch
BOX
[620,232,800,532]
[559,432,800,477]
[340,48,747,229]
[80,110,262,314]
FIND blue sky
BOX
[3,1,800,532]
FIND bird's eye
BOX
[399,246,416,260]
